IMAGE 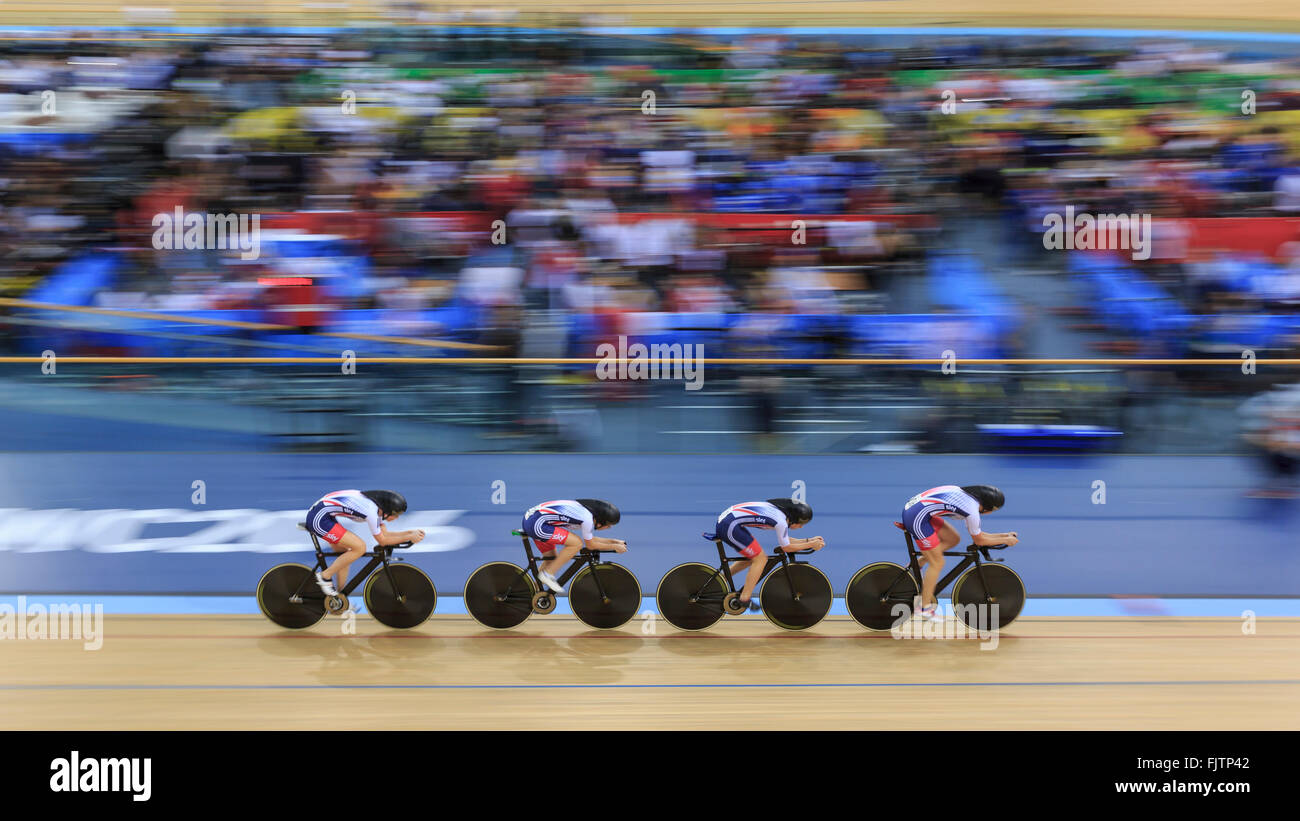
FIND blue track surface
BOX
[1,453,1297,597]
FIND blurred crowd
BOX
[3,31,1300,323]
[3,28,1300,460]
[1241,383,1300,497]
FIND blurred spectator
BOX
[1242,386,1300,499]
[8,27,1300,456]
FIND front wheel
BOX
[256,563,326,629]
[846,562,918,631]
[655,563,727,631]
[570,563,641,629]
[951,563,1026,630]
[364,563,437,629]
[759,563,832,631]
[464,562,536,630]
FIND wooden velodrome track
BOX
[3,1,1298,734]
[2,613,1297,729]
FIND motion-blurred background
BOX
[2,5,1300,599]
[4,13,1300,471]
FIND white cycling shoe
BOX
[315,571,337,596]
[917,604,947,622]
[537,570,564,594]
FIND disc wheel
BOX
[655,563,727,631]
[256,563,326,629]
[759,563,833,631]
[364,563,437,629]
[570,563,641,629]
[846,562,919,631]
[464,562,536,629]
[951,563,1026,630]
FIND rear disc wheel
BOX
[846,562,918,631]
[256,564,326,629]
[465,562,536,629]
[655,563,727,631]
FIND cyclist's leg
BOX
[724,524,766,604]
[307,504,364,591]
[538,530,583,578]
[919,517,959,609]
[739,554,767,603]
[323,530,367,589]
[722,524,748,577]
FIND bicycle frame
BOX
[885,528,1007,602]
[505,530,617,601]
[289,527,410,602]
[696,538,810,600]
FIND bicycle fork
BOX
[780,554,801,601]
[589,563,612,604]
[379,561,406,604]
[971,561,999,604]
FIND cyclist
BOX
[524,499,626,593]
[709,499,824,612]
[308,490,425,598]
[901,485,1017,621]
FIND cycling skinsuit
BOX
[306,490,384,545]
[711,501,790,558]
[901,485,981,551]
[523,500,596,555]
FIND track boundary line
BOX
[83,632,1300,640]
[2,679,1298,691]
